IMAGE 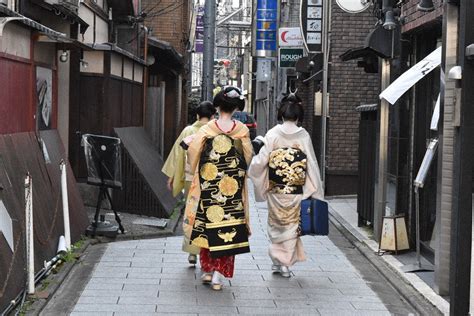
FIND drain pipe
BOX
[24,174,34,295]
[60,160,71,250]
[1,237,67,315]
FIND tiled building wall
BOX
[326,2,379,193]
[401,0,443,33]
[142,0,190,55]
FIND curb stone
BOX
[329,212,444,316]
[25,212,182,315]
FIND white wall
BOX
[96,18,109,43]
[0,23,30,59]
[134,63,143,83]
[79,5,95,43]
[78,4,109,44]
[111,54,123,77]
[123,58,133,80]
[81,51,104,73]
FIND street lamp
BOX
[417,0,434,12]
[383,10,397,30]
[382,0,397,30]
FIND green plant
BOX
[72,235,87,250]
[18,297,35,316]
[39,279,51,292]
[60,249,76,263]
[60,238,85,263]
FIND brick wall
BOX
[142,0,190,55]
[401,0,443,33]
[327,3,379,173]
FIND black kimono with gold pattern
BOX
[190,134,250,258]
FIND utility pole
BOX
[320,0,332,184]
[202,0,216,101]
[449,0,474,314]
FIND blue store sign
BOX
[254,0,278,57]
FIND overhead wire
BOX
[146,1,185,19]
[143,0,163,17]
[147,2,176,17]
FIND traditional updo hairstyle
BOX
[277,93,304,122]
[195,101,216,119]
[213,86,245,114]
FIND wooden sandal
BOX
[201,273,212,283]
[211,283,223,291]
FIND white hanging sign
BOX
[380,46,442,105]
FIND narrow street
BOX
[43,188,416,315]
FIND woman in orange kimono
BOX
[184,87,253,290]
[162,101,216,265]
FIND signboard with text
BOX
[300,0,323,53]
[195,6,204,53]
[279,27,304,47]
[253,0,278,57]
[279,48,304,68]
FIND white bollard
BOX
[25,174,34,295]
[60,161,71,250]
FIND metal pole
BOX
[202,0,216,101]
[374,59,390,242]
[403,186,434,272]
[143,25,149,126]
[415,187,420,266]
[449,0,474,313]
[320,0,331,184]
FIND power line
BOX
[146,2,184,19]
[143,0,162,16]
[147,2,175,17]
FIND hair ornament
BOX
[225,89,241,99]
[288,87,298,98]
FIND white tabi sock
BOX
[212,271,222,284]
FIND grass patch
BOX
[18,297,36,316]
[39,279,51,292]
[60,237,87,263]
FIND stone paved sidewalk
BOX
[46,189,416,315]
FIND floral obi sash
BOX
[268,147,307,195]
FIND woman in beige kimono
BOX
[162,101,216,264]
[184,87,253,290]
[248,94,324,277]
